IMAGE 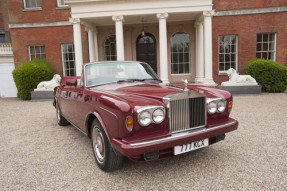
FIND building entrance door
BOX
[136,33,157,74]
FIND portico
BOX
[66,0,216,85]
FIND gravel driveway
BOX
[0,93,286,191]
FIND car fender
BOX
[85,111,110,140]
[85,111,124,156]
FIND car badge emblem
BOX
[182,79,189,91]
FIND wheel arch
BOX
[86,112,109,140]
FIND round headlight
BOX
[152,108,165,123]
[217,100,226,113]
[208,101,217,114]
[138,111,152,126]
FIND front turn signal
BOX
[125,116,133,132]
[228,101,233,113]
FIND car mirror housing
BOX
[61,76,79,87]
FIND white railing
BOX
[0,43,13,56]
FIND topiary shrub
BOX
[12,59,54,100]
[244,59,287,92]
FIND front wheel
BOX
[91,120,123,171]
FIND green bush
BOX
[12,59,54,100]
[245,59,287,92]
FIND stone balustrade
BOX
[0,43,13,56]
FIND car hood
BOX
[91,82,230,102]
[94,82,179,101]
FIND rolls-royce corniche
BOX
[54,61,238,171]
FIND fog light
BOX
[144,151,159,161]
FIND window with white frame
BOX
[170,32,190,74]
[61,44,75,76]
[29,45,46,60]
[104,35,117,61]
[256,33,276,60]
[57,0,68,7]
[23,0,41,9]
[218,35,238,72]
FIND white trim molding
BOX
[203,10,215,17]
[66,0,213,19]
[215,6,287,17]
[9,21,72,29]
[69,18,81,24]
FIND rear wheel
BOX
[56,103,70,126]
[91,120,123,171]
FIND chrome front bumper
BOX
[112,119,239,157]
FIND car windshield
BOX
[85,62,161,87]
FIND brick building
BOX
[212,0,287,82]
[0,0,17,97]
[1,0,287,96]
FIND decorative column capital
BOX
[85,26,97,33]
[85,27,91,32]
[203,10,215,17]
[156,13,168,20]
[112,15,124,22]
[69,18,80,24]
[194,21,203,28]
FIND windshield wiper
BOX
[142,78,162,83]
[117,78,162,83]
[117,79,145,83]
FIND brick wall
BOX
[0,0,11,42]
[8,0,71,24]
[8,0,89,75]
[212,11,287,83]
[213,0,287,11]
[0,0,5,28]
[10,25,89,75]
[0,14,3,29]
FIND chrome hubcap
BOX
[92,127,105,164]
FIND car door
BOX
[59,85,78,124]
[69,86,92,131]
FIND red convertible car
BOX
[54,61,238,171]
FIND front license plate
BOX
[174,139,209,155]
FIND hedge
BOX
[244,59,287,92]
[12,60,54,100]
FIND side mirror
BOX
[61,77,79,87]
[66,78,77,86]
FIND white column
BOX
[87,27,95,62]
[70,18,83,76]
[112,16,125,61]
[157,13,169,84]
[195,21,205,83]
[203,11,216,85]
[94,29,99,61]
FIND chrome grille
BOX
[169,97,206,133]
